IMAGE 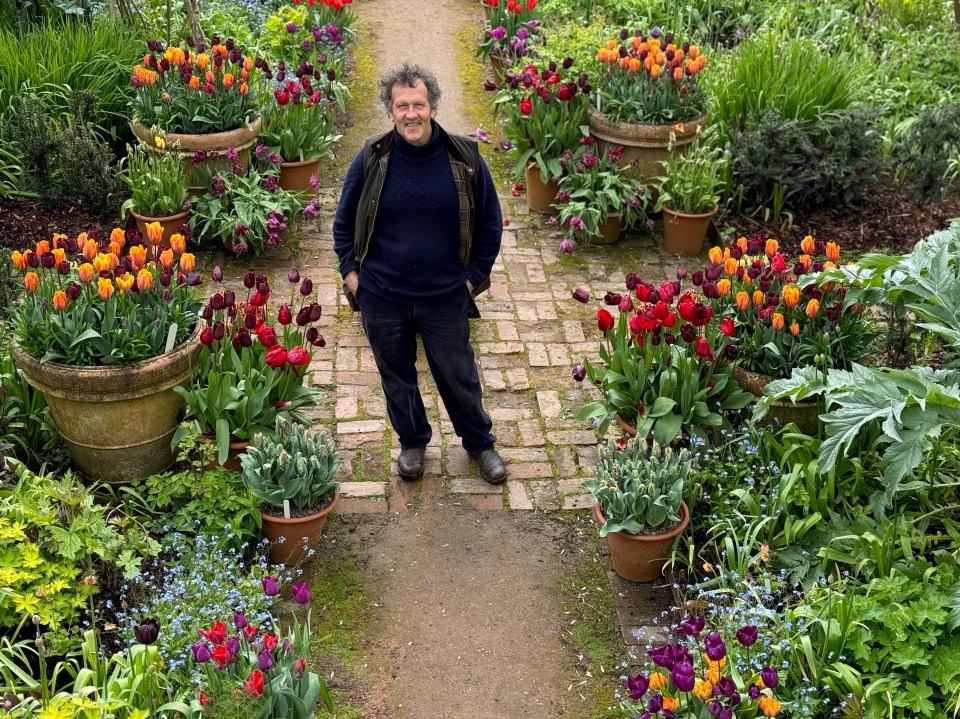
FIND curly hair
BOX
[378,63,441,112]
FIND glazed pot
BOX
[12,325,203,483]
[260,490,340,566]
[131,118,262,190]
[587,108,707,186]
[594,501,690,582]
[278,158,322,192]
[732,366,822,436]
[661,205,718,256]
[130,208,191,246]
[523,162,560,214]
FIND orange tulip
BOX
[782,285,800,308]
[159,249,175,271]
[708,246,723,266]
[717,278,731,296]
[136,268,154,292]
[694,680,712,701]
[82,239,98,261]
[735,291,750,310]
[805,299,820,318]
[189,76,201,90]
[765,238,779,258]
[799,254,813,271]
[736,236,748,253]
[179,252,196,273]
[11,251,26,270]
[706,666,720,684]
[205,70,215,84]
[145,222,164,246]
[110,228,126,248]
[97,277,115,299]
[35,240,50,255]
[825,241,841,261]
[239,82,249,96]
[771,312,785,331]
[823,261,837,270]
[51,247,65,266]
[662,697,680,711]
[753,290,764,306]
[109,241,123,257]
[52,290,68,311]
[673,66,683,81]
[24,272,39,292]
[169,233,186,255]
[800,235,815,254]
[93,253,116,273]
[78,263,95,283]
[53,232,69,249]
[223,73,235,88]
[196,52,209,70]
[243,56,254,72]
[650,64,661,79]
[758,696,781,717]
[790,323,800,336]
[116,273,135,294]
[723,257,738,276]
[129,245,148,270]
[648,673,668,690]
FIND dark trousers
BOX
[357,285,495,454]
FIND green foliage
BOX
[895,103,960,204]
[3,94,60,202]
[655,136,725,215]
[261,5,310,62]
[119,140,190,218]
[0,345,60,469]
[0,139,21,196]
[241,417,342,511]
[585,438,692,534]
[730,107,886,215]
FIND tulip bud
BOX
[572,287,590,303]
[300,278,313,295]
[309,303,322,322]
[212,266,224,282]
[571,364,586,381]
[244,311,257,330]
[288,267,300,283]
[243,270,256,288]
[212,322,225,341]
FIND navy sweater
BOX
[332,123,503,302]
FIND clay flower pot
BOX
[12,325,203,483]
[662,205,718,256]
[278,158,322,192]
[590,212,623,245]
[524,162,560,214]
[130,207,191,245]
[260,490,340,567]
[594,501,690,582]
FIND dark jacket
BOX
[333,123,502,315]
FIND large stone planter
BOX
[587,108,707,187]
[732,366,822,436]
[131,118,262,190]
[12,326,203,483]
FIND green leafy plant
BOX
[584,437,692,535]
[655,137,725,215]
[0,345,60,468]
[54,90,121,214]
[119,139,190,218]
[3,94,61,204]
[554,140,648,244]
[241,416,342,512]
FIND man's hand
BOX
[344,270,359,295]
[466,280,474,293]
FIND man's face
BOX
[389,81,435,146]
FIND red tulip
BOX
[257,325,276,346]
[720,317,735,337]
[274,89,291,105]
[597,309,614,332]
[265,345,289,368]
[696,337,712,358]
[278,304,293,325]
[288,346,310,366]
[519,98,533,115]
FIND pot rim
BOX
[130,207,192,222]
[131,117,262,149]
[662,204,719,220]
[593,499,690,542]
[259,490,340,524]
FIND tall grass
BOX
[0,19,143,141]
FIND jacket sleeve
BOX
[332,151,366,279]
[465,158,503,287]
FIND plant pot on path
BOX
[130,208,191,244]
[587,108,706,186]
[524,162,560,214]
[12,325,203,483]
[662,205,717,256]
[278,158,322,192]
[131,118,262,190]
[261,490,340,566]
[732,366,822,436]
[489,55,506,86]
[591,212,623,245]
[594,501,690,582]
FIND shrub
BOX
[895,102,960,204]
[4,95,61,203]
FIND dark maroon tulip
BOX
[212,266,224,282]
[296,307,311,326]
[212,322,225,341]
[134,618,159,645]
[288,267,300,283]
[224,291,236,307]
[309,303,321,322]
[299,278,313,296]
[66,282,82,301]
[572,287,590,303]
[244,311,257,330]
[571,364,586,381]
[210,293,225,310]
[243,270,256,288]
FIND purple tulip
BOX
[748,684,760,700]
[234,612,248,630]
[134,618,159,645]
[571,364,586,382]
[671,662,696,692]
[300,278,313,296]
[191,642,211,663]
[675,615,705,637]
[736,625,758,647]
[292,582,311,604]
[760,667,779,689]
[288,267,300,283]
[226,636,240,655]
[719,707,732,719]
[572,287,590,304]
[258,647,274,671]
[704,632,727,661]
[716,676,736,697]
[627,674,649,700]
[261,576,280,596]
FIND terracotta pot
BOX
[130,208,191,246]
[278,158,322,192]
[131,118,262,190]
[204,439,250,472]
[594,501,690,582]
[12,325,203,483]
[261,490,340,566]
[489,55,505,86]
[590,212,623,245]
[615,412,638,438]
[523,162,560,214]
[732,366,822,436]
[587,108,706,186]
[662,205,717,256]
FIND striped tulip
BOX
[136,269,154,292]
[116,274,135,294]
[170,233,186,254]
[24,272,39,292]
[78,263,95,283]
[145,222,164,246]
[805,299,820,318]
[97,277,115,299]
[52,290,68,311]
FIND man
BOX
[332,63,507,485]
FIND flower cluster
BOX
[594,27,707,124]
[9,227,202,365]
[621,616,783,718]
[572,273,751,446]
[131,36,261,134]
[701,234,874,379]
[493,59,590,182]
[480,20,542,64]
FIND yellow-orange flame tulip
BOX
[753,290,764,306]
[239,82,249,96]
[717,279,731,296]
[782,285,800,308]
[790,323,800,336]
[663,697,680,711]
[11,251,26,270]
[723,257,738,276]
[179,253,196,273]
[765,238,779,258]
[736,236,748,252]
[109,241,123,257]
[805,299,820,318]
[82,239,98,261]
[243,56,254,72]
[145,222,164,246]
[97,277,115,299]
[189,76,200,90]
[110,228,125,248]
[129,245,147,270]
[694,680,712,701]
[116,273,135,294]
[78,263,95,283]
[800,235,815,254]
[735,291,750,310]
[648,673,668,690]
[136,269,154,292]
[93,253,116,273]
[824,241,840,261]
[52,247,66,265]
[223,73,235,88]
[771,312,785,331]
[196,52,209,69]
[52,290,68,311]
[708,246,723,266]
[799,254,813,272]
[159,249,175,271]
[35,240,50,255]
[169,234,186,255]
[24,272,39,292]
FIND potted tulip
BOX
[120,139,191,242]
[654,140,725,256]
[584,437,695,582]
[7,228,204,482]
[172,267,325,468]
[240,417,342,566]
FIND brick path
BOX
[280,190,680,515]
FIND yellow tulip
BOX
[717,279,731,297]
[116,273,135,294]
[179,252,196,273]
[97,277,115,299]
[136,269,154,292]
[145,222,164,246]
[82,239,98,262]
[129,245,148,271]
[78,263,95,283]
[169,233,186,255]
[110,228,126,248]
